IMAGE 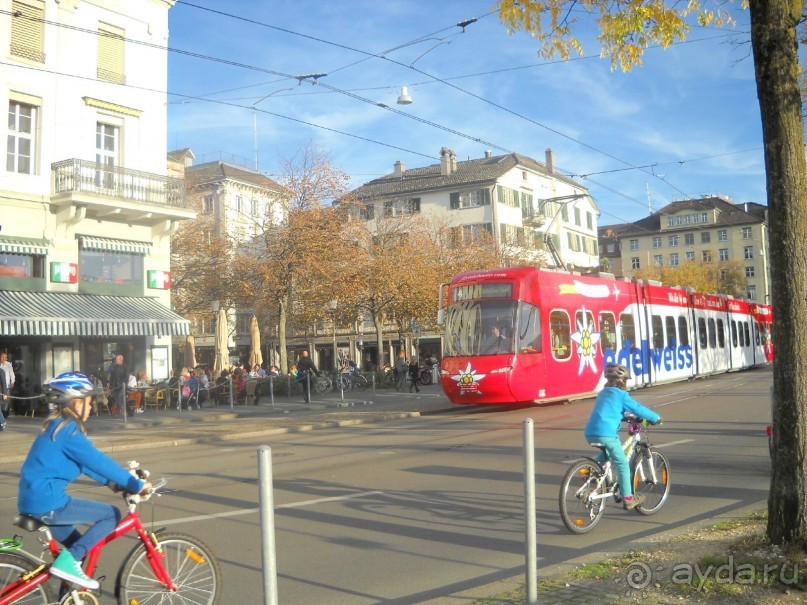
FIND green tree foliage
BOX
[495,0,807,548]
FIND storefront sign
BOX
[50,262,78,284]
[147,270,171,289]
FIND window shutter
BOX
[11,0,45,63]
[98,23,125,84]
[449,192,460,209]
[411,198,421,212]
[497,185,504,204]
[482,189,491,205]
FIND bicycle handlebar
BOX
[124,476,168,505]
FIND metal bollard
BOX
[524,418,537,604]
[257,446,278,605]
[269,376,275,408]
[229,377,234,409]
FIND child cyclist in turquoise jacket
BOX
[17,372,151,590]
[584,363,660,510]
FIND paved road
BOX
[0,369,772,603]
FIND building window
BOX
[744,246,754,259]
[234,196,243,213]
[496,186,520,208]
[746,266,755,278]
[606,243,615,253]
[653,255,663,267]
[631,257,640,269]
[686,251,695,261]
[459,223,492,244]
[701,213,708,223]
[251,199,259,217]
[79,250,143,286]
[95,122,118,189]
[7,101,36,174]
[718,229,727,242]
[384,197,421,217]
[684,233,694,246]
[669,253,679,266]
[652,236,662,248]
[702,250,712,262]
[586,211,593,230]
[747,285,757,300]
[629,239,639,251]
[668,235,679,247]
[450,189,491,209]
[701,232,711,244]
[684,215,691,224]
[360,204,375,220]
[667,217,675,227]
[202,195,214,214]
[11,0,45,63]
[561,205,569,222]
[719,248,729,261]
[742,227,753,239]
[98,23,126,84]
[0,252,44,278]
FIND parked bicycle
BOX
[0,477,221,604]
[559,414,670,534]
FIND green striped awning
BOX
[0,237,49,255]
[78,236,151,255]
[0,290,189,337]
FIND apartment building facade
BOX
[600,196,770,301]
[175,156,284,367]
[349,148,601,271]
[1,0,191,395]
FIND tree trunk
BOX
[749,0,807,548]
[374,314,385,369]
[278,295,289,374]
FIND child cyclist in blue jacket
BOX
[17,372,151,590]
[584,363,660,510]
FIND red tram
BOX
[438,267,773,405]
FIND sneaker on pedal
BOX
[50,550,99,590]
[623,494,645,510]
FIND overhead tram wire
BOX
[172,2,706,199]
[0,59,437,161]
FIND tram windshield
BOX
[444,299,541,356]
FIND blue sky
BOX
[166,0,766,226]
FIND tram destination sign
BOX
[452,282,513,302]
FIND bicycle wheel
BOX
[353,374,368,391]
[632,448,671,515]
[313,376,330,394]
[420,371,432,385]
[335,374,352,392]
[116,532,221,605]
[0,551,54,604]
[559,459,607,534]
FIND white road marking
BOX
[653,439,694,449]
[158,490,383,527]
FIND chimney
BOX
[440,147,451,176]
[450,150,457,173]
[393,160,405,177]
[484,149,492,159]
[545,148,555,175]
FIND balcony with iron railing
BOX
[51,159,193,224]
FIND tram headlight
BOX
[489,366,513,374]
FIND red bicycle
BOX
[0,478,221,605]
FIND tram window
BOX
[517,302,541,353]
[744,324,750,347]
[717,319,726,348]
[620,313,636,348]
[550,310,571,360]
[665,317,676,347]
[708,318,716,348]
[599,312,616,351]
[755,323,761,346]
[698,318,707,349]
[677,316,690,347]
[731,321,738,347]
[651,315,664,349]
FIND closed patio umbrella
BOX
[248,315,263,368]
[184,334,197,369]
[213,307,229,374]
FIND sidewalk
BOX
[0,386,457,464]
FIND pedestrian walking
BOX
[297,350,319,403]
[0,351,14,416]
[394,351,408,392]
[107,354,128,415]
[408,357,420,393]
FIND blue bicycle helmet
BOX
[43,372,102,407]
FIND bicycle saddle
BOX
[13,515,46,532]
